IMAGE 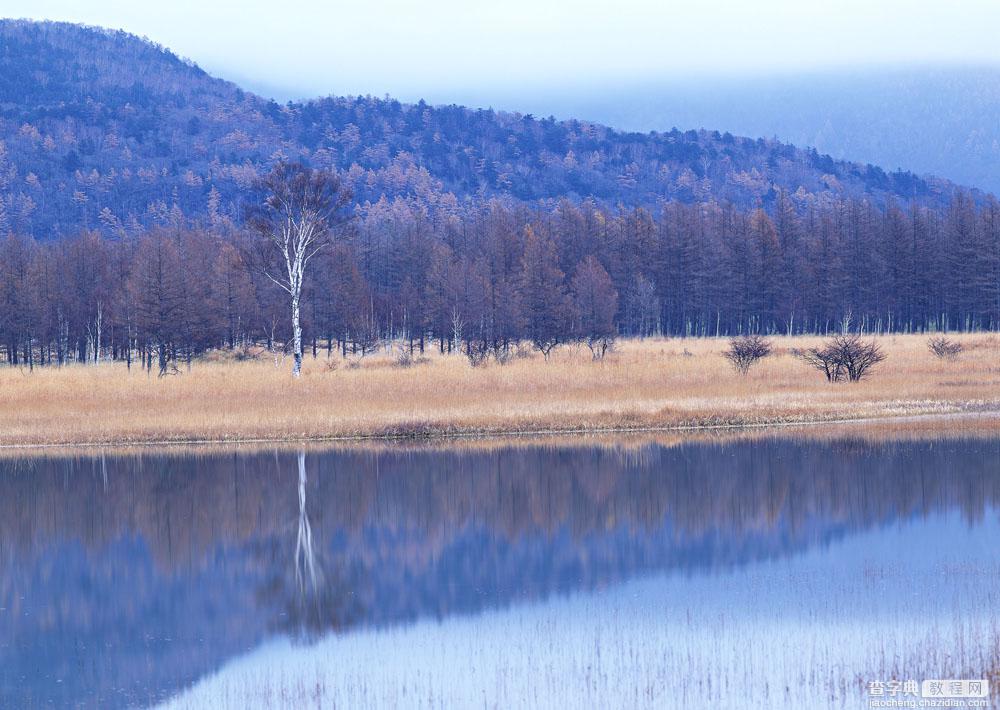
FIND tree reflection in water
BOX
[255,451,362,641]
[294,451,319,597]
[1,435,999,708]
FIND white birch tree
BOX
[249,162,352,377]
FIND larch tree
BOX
[520,226,571,359]
[571,255,618,360]
[248,162,352,377]
[423,241,458,353]
[130,231,185,376]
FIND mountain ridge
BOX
[0,19,982,239]
[505,66,1000,194]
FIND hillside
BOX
[0,19,974,239]
[516,68,1000,195]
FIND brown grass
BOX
[1,333,999,448]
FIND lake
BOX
[1,433,998,708]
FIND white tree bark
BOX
[451,307,464,353]
[291,292,303,376]
[93,301,102,365]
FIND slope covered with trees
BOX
[538,68,1000,196]
[0,19,971,239]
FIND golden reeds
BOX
[1,333,998,447]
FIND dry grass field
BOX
[1,333,999,448]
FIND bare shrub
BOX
[394,348,429,368]
[463,340,522,367]
[395,348,415,368]
[795,334,885,382]
[465,340,491,367]
[723,334,772,375]
[347,316,382,362]
[234,345,260,362]
[794,347,842,382]
[492,344,514,365]
[927,336,963,360]
[585,335,615,361]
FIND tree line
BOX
[1,183,998,369]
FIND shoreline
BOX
[2,408,999,457]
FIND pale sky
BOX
[6,0,1000,101]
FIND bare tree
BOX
[347,302,382,362]
[723,334,772,375]
[928,336,963,360]
[450,308,464,354]
[571,256,618,361]
[248,162,352,377]
[465,338,491,367]
[520,227,571,360]
[85,300,102,364]
[795,334,885,382]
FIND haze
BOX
[6,0,1000,103]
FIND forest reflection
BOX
[1,436,998,708]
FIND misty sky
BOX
[6,0,1000,102]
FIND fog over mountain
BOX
[447,67,1000,195]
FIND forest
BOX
[1,189,998,368]
[0,19,969,240]
[1,20,999,370]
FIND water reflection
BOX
[294,452,318,597]
[0,437,998,708]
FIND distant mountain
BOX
[0,20,979,238]
[494,67,1000,195]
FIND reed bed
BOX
[1,333,999,447]
[161,511,1000,710]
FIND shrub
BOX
[234,345,260,362]
[927,336,962,360]
[395,348,415,368]
[723,334,772,375]
[795,334,885,382]
[585,334,615,361]
[465,340,491,367]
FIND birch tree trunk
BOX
[284,233,306,377]
[291,291,303,377]
[93,302,102,365]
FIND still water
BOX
[1,435,998,709]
